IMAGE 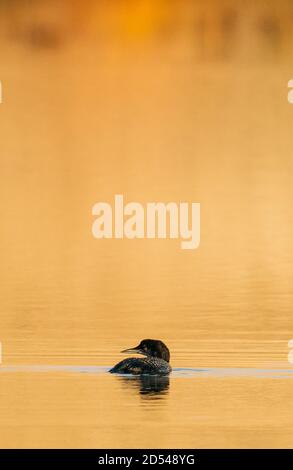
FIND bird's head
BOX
[121,339,170,362]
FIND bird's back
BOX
[109,357,171,375]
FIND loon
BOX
[109,339,172,376]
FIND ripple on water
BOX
[0,365,293,379]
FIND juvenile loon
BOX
[109,339,172,376]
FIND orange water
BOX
[0,0,293,448]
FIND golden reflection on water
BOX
[0,0,293,448]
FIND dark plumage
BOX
[109,339,172,376]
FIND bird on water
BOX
[109,339,172,376]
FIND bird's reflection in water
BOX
[118,375,170,398]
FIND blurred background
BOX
[0,0,293,448]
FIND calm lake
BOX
[0,0,293,448]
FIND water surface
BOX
[0,0,293,448]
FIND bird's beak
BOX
[121,346,145,355]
